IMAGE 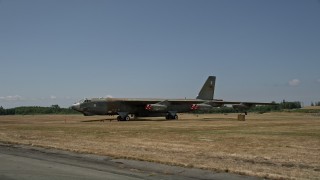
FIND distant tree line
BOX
[0,101,313,116]
[194,101,303,114]
[0,106,15,115]
[0,105,80,115]
[311,101,320,106]
[279,101,302,109]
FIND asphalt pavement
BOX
[0,143,261,180]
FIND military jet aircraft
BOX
[71,76,275,121]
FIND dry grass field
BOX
[0,112,319,179]
[303,106,320,110]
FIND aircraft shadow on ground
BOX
[80,117,238,122]
[80,118,169,122]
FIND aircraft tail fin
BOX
[196,76,216,100]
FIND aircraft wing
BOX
[112,98,276,112]
[210,101,277,115]
[210,101,276,106]
[190,100,277,111]
[109,98,202,104]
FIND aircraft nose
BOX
[71,103,81,111]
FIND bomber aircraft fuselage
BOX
[71,76,275,121]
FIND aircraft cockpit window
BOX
[78,99,91,103]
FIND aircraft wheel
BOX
[173,115,178,120]
[125,116,130,121]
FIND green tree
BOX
[0,106,4,115]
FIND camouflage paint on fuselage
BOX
[74,98,208,116]
[71,76,276,120]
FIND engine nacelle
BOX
[145,104,167,111]
[209,102,224,107]
[232,103,255,111]
[232,104,248,110]
[190,103,213,111]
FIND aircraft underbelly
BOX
[105,102,191,116]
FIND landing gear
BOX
[117,112,130,121]
[165,115,178,120]
[165,111,178,120]
[117,115,130,121]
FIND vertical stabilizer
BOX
[196,76,216,100]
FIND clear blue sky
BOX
[0,0,319,108]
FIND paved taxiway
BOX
[0,143,260,180]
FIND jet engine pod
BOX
[232,104,248,110]
[232,103,255,111]
[191,103,213,111]
[145,104,167,111]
